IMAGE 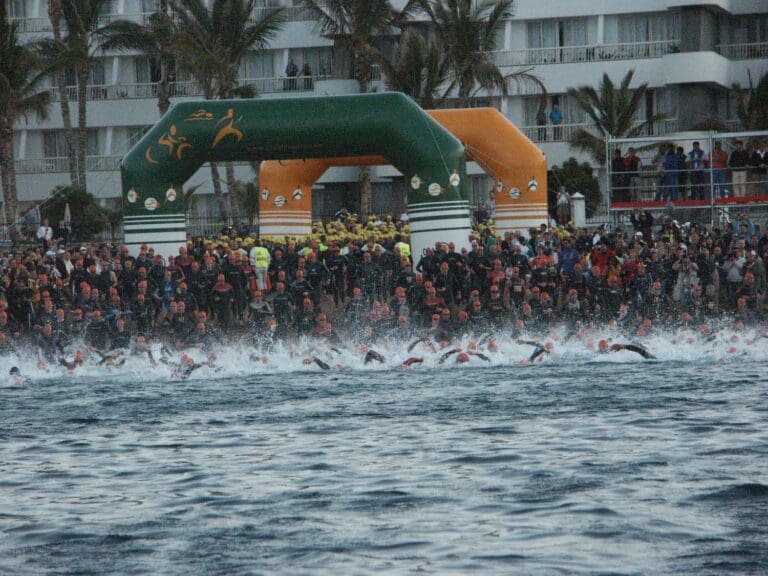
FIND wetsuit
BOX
[609,343,655,359]
[364,350,385,364]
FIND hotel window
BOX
[43,130,100,157]
[240,51,276,79]
[728,15,768,44]
[526,18,589,63]
[9,0,26,18]
[618,13,679,44]
[288,47,334,76]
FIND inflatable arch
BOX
[259,108,547,238]
[120,93,472,256]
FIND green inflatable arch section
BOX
[121,92,473,258]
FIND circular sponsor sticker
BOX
[410,175,422,190]
[144,197,158,211]
[528,178,538,192]
[127,188,138,203]
[508,187,521,199]
[165,187,177,202]
[449,172,460,187]
[428,183,442,197]
[292,188,303,201]
[261,188,270,200]
[274,195,286,207]
[495,181,504,193]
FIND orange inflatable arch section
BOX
[258,108,547,238]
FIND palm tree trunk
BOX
[210,162,229,221]
[48,0,79,188]
[158,60,171,116]
[76,66,89,190]
[353,45,372,218]
[225,161,239,220]
[0,127,22,245]
[157,0,171,116]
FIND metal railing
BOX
[10,4,316,34]
[10,12,154,33]
[46,74,331,102]
[492,40,678,67]
[715,42,768,60]
[521,118,679,143]
[14,155,122,174]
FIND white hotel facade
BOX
[4,0,768,220]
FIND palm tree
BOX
[415,0,540,107]
[301,0,401,91]
[165,0,286,219]
[99,4,177,116]
[732,70,768,131]
[47,0,79,187]
[300,0,402,215]
[0,20,52,244]
[567,70,665,165]
[40,0,130,189]
[375,26,449,109]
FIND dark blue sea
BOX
[1,352,767,575]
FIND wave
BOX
[3,325,768,383]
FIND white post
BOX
[571,192,586,228]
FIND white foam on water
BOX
[3,325,766,383]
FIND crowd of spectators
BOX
[610,140,768,203]
[1,208,767,359]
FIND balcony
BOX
[492,40,678,67]
[10,5,316,35]
[15,155,122,174]
[715,42,768,60]
[521,119,679,144]
[47,75,331,102]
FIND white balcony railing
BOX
[521,122,590,143]
[15,155,122,175]
[492,40,678,67]
[715,42,768,60]
[521,118,679,143]
[10,13,154,33]
[46,74,330,102]
[11,4,316,34]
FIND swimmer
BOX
[363,349,385,365]
[438,348,490,364]
[598,339,655,359]
[407,337,437,354]
[165,352,216,380]
[9,367,31,385]
[96,350,126,367]
[302,356,331,370]
[58,350,85,372]
[516,339,554,362]
[399,357,424,368]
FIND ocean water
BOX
[1,333,767,575]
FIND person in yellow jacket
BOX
[249,240,271,291]
[394,234,411,261]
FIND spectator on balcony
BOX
[663,144,680,202]
[284,58,299,91]
[676,146,688,200]
[536,106,547,141]
[728,140,750,198]
[301,63,313,90]
[623,147,641,201]
[611,148,628,202]
[549,103,563,141]
[687,141,706,201]
[707,140,729,198]
[748,143,766,196]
